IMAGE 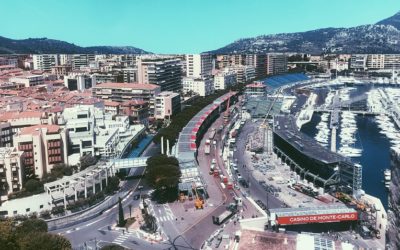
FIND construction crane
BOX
[223,91,232,125]
[260,87,283,151]
[192,182,204,209]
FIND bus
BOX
[212,210,235,225]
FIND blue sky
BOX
[1,0,399,53]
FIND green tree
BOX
[16,218,47,238]
[0,220,18,250]
[24,179,43,193]
[104,176,120,195]
[118,197,125,227]
[145,155,181,190]
[101,244,125,250]
[18,232,71,250]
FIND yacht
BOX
[384,169,391,189]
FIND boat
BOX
[384,169,391,189]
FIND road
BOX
[233,120,284,209]
[52,142,168,249]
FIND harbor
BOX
[301,83,400,209]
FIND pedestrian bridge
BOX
[112,157,149,170]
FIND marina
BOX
[301,83,400,209]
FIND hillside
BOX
[211,11,400,54]
[0,36,150,54]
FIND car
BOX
[137,185,144,190]
[213,140,217,145]
[133,194,140,200]
[211,159,216,164]
[237,173,242,179]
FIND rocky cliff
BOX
[387,149,400,249]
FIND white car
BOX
[211,159,216,164]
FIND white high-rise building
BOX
[185,54,213,78]
[214,71,237,90]
[183,77,214,97]
[33,54,59,71]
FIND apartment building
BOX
[33,54,59,71]
[185,54,213,78]
[72,54,95,70]
[0,147,24,203]
[267,54,288,75]
[120,100,149,125]
[384,54,400,70]
[51,65,72,77]
[350,55,368,71]
[122,68,137,83]
[92,82,161,117]
[245,54,268,78]
[13,125,68,179]
[226,65,256,83]
[214,70,237,90]
[9,75,44,88]
[182,77,214,97]
[0,111,52,135]
[366,54,385,70]
[64,73,96,91]
[0,123,12,147]
[155,92,181,120]
[137,56,182,92]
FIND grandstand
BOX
[264,73,310,89]
[245,96,283,118]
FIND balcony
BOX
[12,184,19,189]
[1,178,5,183]
[13,177,18,181]
[0,168,3,173]
[11,166,17,171]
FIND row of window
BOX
[48,156,62,164]
[48,149,61,155]
[19,144,33,151]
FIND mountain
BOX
[377,11,400,30]
[0,36,150,54]
[211,11,400,54]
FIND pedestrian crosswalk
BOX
[154,203,175,222]
[156,214,174,222]
[112,231,139,245]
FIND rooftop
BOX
[94,82,160,90]
[269,204,356,217]
[19,124,61,136]
[274,115,345,164]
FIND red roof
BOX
[19,124,60,136]
[190,143,197,150]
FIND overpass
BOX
[112,157,149,170]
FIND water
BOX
[302,113,390,209]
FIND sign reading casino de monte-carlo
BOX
[276,212,358,225]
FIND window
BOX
[40,205,43,209]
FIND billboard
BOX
[276,212,358,225]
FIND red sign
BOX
[276,212,358,225]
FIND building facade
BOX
[214,70,237,90]
[185,54,213,78]
[33,54,59,71]
[13,125,68,179]
[0,147,24,203]
[182,77,214,97]
[137,56,182,92]
[155,91,181,119]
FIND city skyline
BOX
[1,0,399,53]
